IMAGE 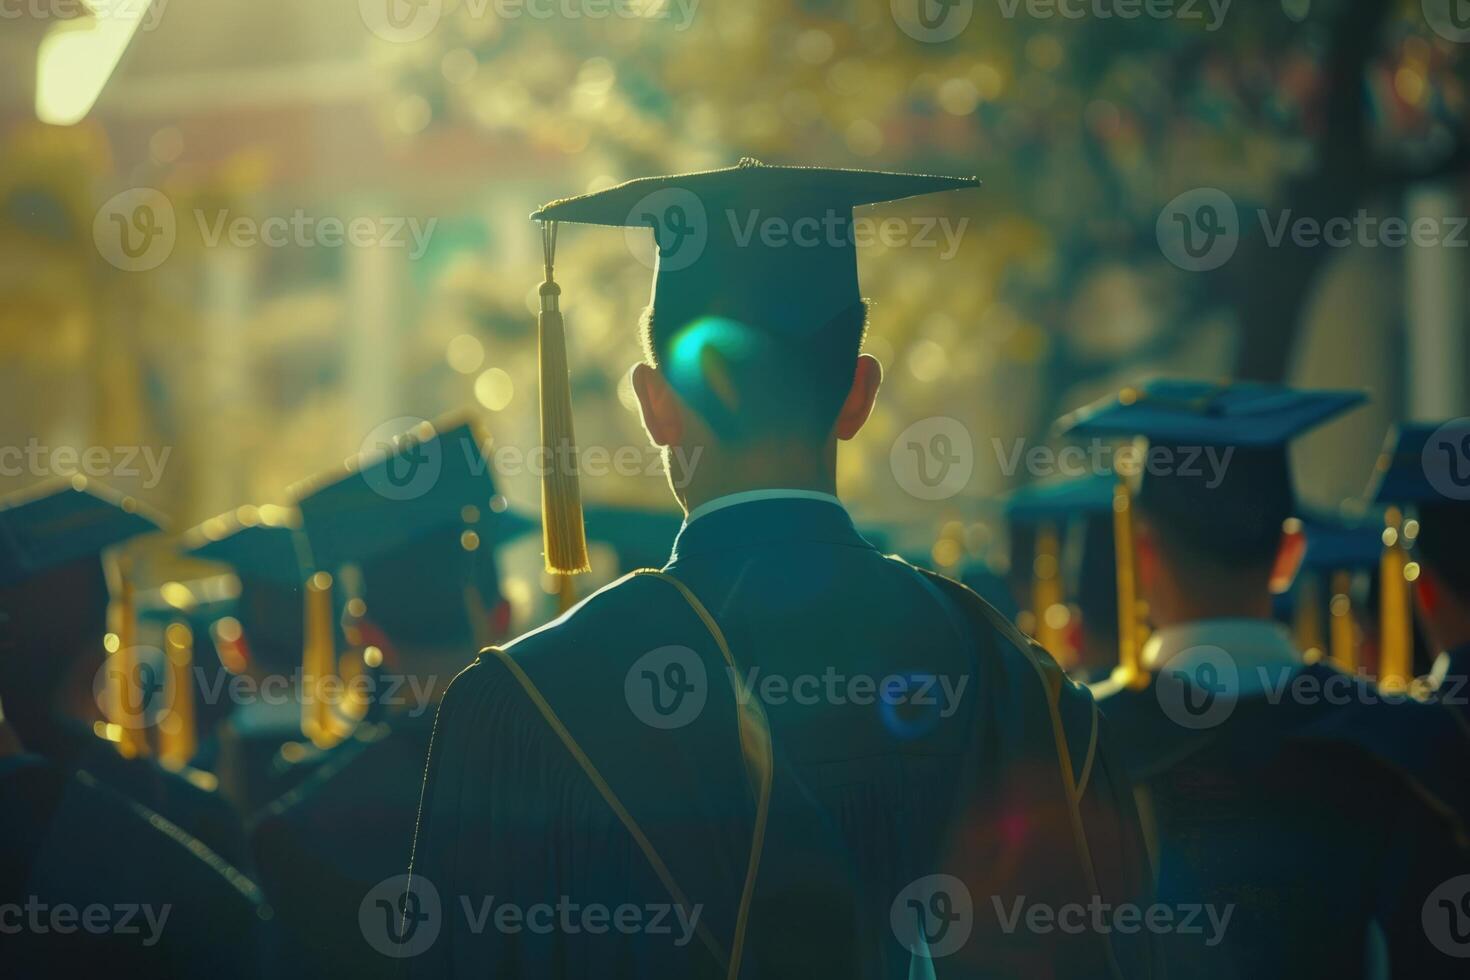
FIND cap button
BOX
[737,157,764,168]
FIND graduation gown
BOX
[1100,656,1470,978]
[0,752,267,979]
[31,721,251,870]
[248,711,439,980]
[410,497,1156,978]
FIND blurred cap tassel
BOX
[537,220,590,575]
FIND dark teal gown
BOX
[1099,663,1470,978]
[0,753,267,979]
[410,498,1157,978]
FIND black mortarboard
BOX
[528,159,980,575]
[291,416,520,570]
[291,415,527,647]
[1059,379,1366,564]
[0,477,162,588]
[182,504,312,588]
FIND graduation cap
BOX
[1059,379,1366,564]
[1002,473,1115,525]
[182,504,311,589]
[292,416,522,571]
[1366,422,1470,687]
[292,415,527,653]
[1367,421,1470,507]
[1057,380,1366,687]
[1001,475,1117,665]
[0,476,162,589]
[529,159,980,575]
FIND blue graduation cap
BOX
[1058,379,1366,565]
[182,504,312,589]
[1057,379,1366,448]
[1368,421,1470,506]
[1002,473,1115,525]
[1297,509,1384,573]
[0,477,162,588]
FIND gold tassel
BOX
[302,570,338,748]
[1328,570,1357,673]
[1377,508,1413,693]
[159,621,197,771]
[1031,521,1070,664]
[1111,480,1150,690]
[537,220,589,574]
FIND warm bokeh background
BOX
[2,0,1467,622]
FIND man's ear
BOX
[1414,565,1443,617]
[631,362,681,447]
[835,353,883,441]
[1268,520,1307,594]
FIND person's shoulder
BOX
[440,571,678,716]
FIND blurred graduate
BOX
[1060,381,1470,978]
[409,162,1158,978]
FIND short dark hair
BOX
[1416,501,1470,600]
[1135,445,1293,573]
[639,300,870,444]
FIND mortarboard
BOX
[1002,473,1116,525]
[1365,421,1470,687]
[291,416,521,571]
[528,159,980,575]
[1297,509,1384,573]
[0,476,162,589]
[1056,380,1366,688]
[291,415,529,657]
[182,504,312,589]
[1058,379,1366,562]
[1367,421,1470,507]
[1002,474,1116,664]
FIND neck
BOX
[673,439,837,515]
[1148,575,1274,630]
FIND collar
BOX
[1143,618,1302,697]
[670,492,871,563]
[684,488,844,526]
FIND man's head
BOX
[532,162,977,512]
[0,555,110,745]
[1132,445,1306,628]
[631,302,883,507]
[1412,500,1470,653]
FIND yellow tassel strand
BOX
[537,220,589,574]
